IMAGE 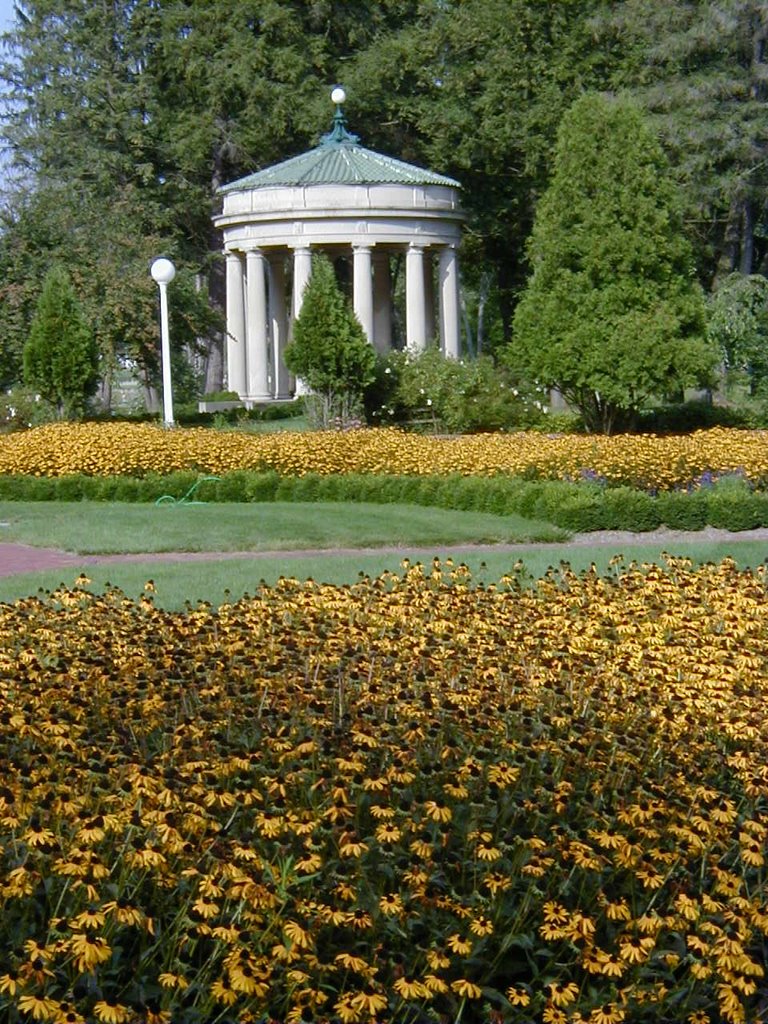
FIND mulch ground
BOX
[3,527,768,579]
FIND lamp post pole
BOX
[150,257,176,427]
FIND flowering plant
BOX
[0,557,766,1023]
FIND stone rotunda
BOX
[213,88,465,404]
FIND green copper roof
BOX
[219,105,460,192]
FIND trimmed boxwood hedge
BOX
[0,471,767,534]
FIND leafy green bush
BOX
[636,399,765,433]
[707,492,768,530]
[201,390,240,402]
[602,487,661,531]
[3,470,768,533]
[0,386,59,433]
[655,491,709,530]
[366,348,545,433]
[508,93,715,434]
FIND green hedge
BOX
[1,471,767,533]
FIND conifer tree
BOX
[23,265,99,419]
[284,255,376,427]
[509,93,717,434]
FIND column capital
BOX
[352,242,373,253]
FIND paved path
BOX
[2,527,768,579]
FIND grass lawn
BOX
[2,538,767,610]
[0,499,566,553]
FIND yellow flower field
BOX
[0,558,766,1023]
[1,422,768,489]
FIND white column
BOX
[291,245,312,323]
[372,251,392,354]
[269,255,290,399]
[439,244,461,359]
[245,248,270,401]
[225,251,246,396]
[290,245,313,396]
[352,244,374,343]
[406,243,427,353]
[423,250,435,345]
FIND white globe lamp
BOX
[150,257,176,427]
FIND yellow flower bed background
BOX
[0,559,766,1024]
[1,422,768,489]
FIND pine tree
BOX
[23,265,99,419]
[595,0,768,281]
[509,93,717,434]
[284,255,376,427]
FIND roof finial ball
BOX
[323,85,356,145]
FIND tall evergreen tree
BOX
[345,0,609,339]
[0,0,218,403]
[23,264,99,419]
[284,254,376,427]
[509,93,716,434]
[595,0,768,282]
[0,1,420,398]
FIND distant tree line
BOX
[0,1,766,430]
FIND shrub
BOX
[509,93,716,434]
[707,492,768,531]
[656,490,709,530]
[23,265,99,419]
[367,348,544,433]
[602,487,660,531]
[284,254,376,428]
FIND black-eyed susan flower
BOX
[506,985,530,1006]
[55,1000,86,1024]
[92,1001,130,1024]
[158,972,188,990]
[350,988,388,1015]
[542,1006,568,1024]
[547,981,579,1007]
[450,978,482,999]
[446,933,472,955]
[589,1004,626,1024]
[393,975,428,999]
[68,906,105,930]
[102,899,144,927]
[469,914,494,937]
[16,994,62,1021]
[333,993,361,1023]
[68,932,112,972]
[0,970,23,996]
[378,892,404,916]
[209,977,238,1006]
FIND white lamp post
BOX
[150,257,176,427]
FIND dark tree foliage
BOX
[509,94,716,434]
[594,0,768,284]
[23,264,99,419]
[2,0,768,418]
[344,0,609,340]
